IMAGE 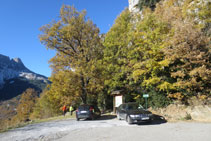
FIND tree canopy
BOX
[40,5,103,105]
[36,0,210,116]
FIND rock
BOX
[0,54,48,87]
[188,105,211,122]
[128,0,139,12]
[151,103,211,122]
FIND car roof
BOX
[78,104,97,107]
[122,102,137,105]
[80,104,90,106]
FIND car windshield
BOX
[78,105,90,110]
[127,103,143,110]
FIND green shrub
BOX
[148,90,171,108]
[184,113,192,120]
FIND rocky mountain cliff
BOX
[0,54,49,100]
[0,54,48,87]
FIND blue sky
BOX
[0,0,128,77]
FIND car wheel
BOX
[117,113,121,120]
[126,115,133,124]
[77,118,80,121]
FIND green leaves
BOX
[103,9,133,91]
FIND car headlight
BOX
[130,115,140,118]
[130,115,135,118]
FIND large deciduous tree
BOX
[103,9,133,95]
[40,5,103,104]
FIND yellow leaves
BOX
[171,70,186,78]
[158,59,170,67]
[104,9,132,45]
[48,70,81,102]
[189,65,211,80]
[132,69,146,80]
[168,92,184,100]
[198,94,207,100]
[158,81,175,92]
[133,95,140,100]
[173,81,187,89]
[142,77,161,87]
[16,89,38,121]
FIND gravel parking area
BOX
[0,115,210,141]
[58,121,211,141]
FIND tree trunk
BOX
[80,75,87,104]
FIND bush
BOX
[148,90,171,108]
[184,113,192,120]
[135,90,171,109]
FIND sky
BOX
[0,0,129,77]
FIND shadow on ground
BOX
[136,114,167,126]
[78,114,117,121]
[77,114,167,125]
[97,115,117,120]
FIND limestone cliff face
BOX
[128,0,139,12]
[0,54,47,87]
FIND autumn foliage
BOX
[34,0,210,117]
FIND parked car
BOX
[76,104,101,121]
[116,102,153,124]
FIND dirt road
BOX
[0,115,210,141]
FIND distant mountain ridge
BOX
[0,54,48,87]
[0,54,49,101]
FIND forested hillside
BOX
[0,0,207,124]
[0,77,47,101]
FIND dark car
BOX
[76,104,101,121]
[116,102,153,124]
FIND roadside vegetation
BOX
[1,0,210,131]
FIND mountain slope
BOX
[0,54,49,100]
[0,77,47,101]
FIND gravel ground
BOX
[58,121,211,141]
[0,115,211,141]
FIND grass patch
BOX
[0,112,76,133]
[179,113,192,121]
[0,111,114,133]
[184,113,192,120]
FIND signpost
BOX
[143,94,149,109]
